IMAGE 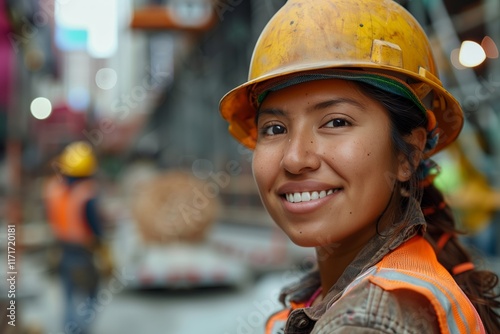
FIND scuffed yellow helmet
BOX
[219,0,463,156]
[59,141,97,177]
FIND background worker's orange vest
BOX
[266,236,485,334]
[45,177,97,246]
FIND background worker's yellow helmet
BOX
[59,141,97,177]
[219,0,463,156]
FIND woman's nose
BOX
[280,131,320,174]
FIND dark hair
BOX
[356,81,500,332]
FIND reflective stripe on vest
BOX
[45,177,96,245]
[371,269,482,334]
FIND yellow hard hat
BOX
[219,0,463,156]
[59,141,97,177]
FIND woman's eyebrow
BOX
[256,107,286,121]
[311,98,366,111]
[256,97,366,122]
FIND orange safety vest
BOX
[266,236,485,334]
[44,177,97,246]
[266,300,305,334]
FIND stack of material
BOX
[131,170,220,243]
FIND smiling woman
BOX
[218,0,500,333]
[254,79,402,250]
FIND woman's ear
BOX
[397,127,427,182]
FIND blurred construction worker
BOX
[44,141,106,334]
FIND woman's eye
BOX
[324,118,350,128]
[262,124,286,136]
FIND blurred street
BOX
[14,233,500,334]
[20,261,294,334]
[11,221,315,334]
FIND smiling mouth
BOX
[283,188,342,203]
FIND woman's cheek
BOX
[252,150,272,189]
[327,140,364,171]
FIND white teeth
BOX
[285,189,339,203]
[301,192,311,201]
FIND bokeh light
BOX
[450,48,467,70]
[68,87,90,111]
[481,36,499,59]
[95,68,118,90]
[30,97,52,120]
[459,40,486,67]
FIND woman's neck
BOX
[315,240,367,296]
[314,215,391,296]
